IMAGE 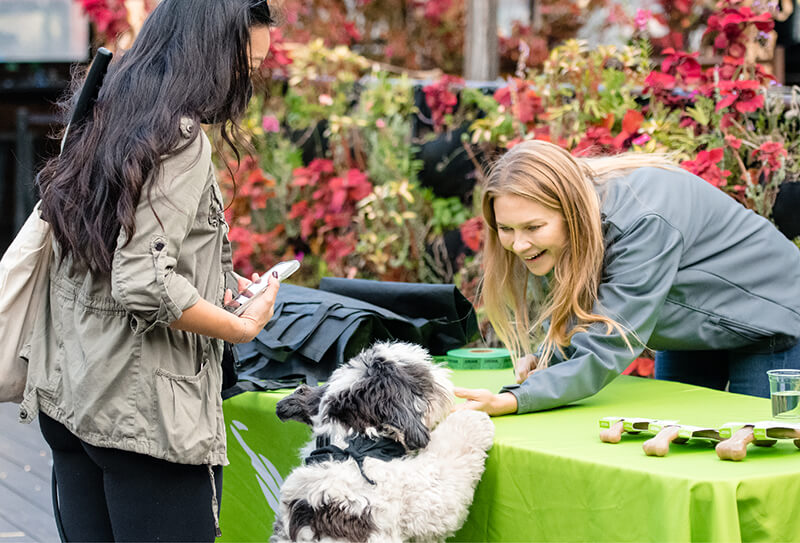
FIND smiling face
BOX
[493,193,569,276]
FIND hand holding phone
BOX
[228,260,300,316]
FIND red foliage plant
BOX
[714,79,765,113]
[752,141,788,177]
[287,159,373,274]
[704,4,774,59]
[260,27,294,78]
[637,0,783,192]
[459,217,485,253]
[422,75,464,132]
[218,156,289,277]
[680,148,732,188]
[493,78,545,128]
[660,48,703,85]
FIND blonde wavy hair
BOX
[480,140,677,369]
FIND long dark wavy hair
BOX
[38,0,274,276]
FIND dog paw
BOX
[441,410,495,451]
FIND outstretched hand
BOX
[453,387,518,417]
[168,270,279,344]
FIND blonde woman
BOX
[455,140,800,415]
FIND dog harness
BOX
[305,434,405,485]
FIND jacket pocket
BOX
[195,182,226,232]
[711,316,770,343]
[153,360,216,463]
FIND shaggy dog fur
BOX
[270,341,495,543]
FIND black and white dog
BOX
[271,341,495,543]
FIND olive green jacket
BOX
[21,118,232,466]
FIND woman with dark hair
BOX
[21,1,278,540]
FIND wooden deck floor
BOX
[0,402,59,542]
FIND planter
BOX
[772,181,800,240]
[416,126,480,201]
[425,228,476,282]
[289,120,329,166]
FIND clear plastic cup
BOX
[767,369,800,420]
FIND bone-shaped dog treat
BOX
[642,423,721,457]
[716,423,779,461]
[598,417,653,443]
[598,417,677,443]
[643,425,681,456]
[599,420,625,443]
[716,426,756,461]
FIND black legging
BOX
[39,412,222,542]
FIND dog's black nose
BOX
[275,384,327,426]
[275,396,304,423]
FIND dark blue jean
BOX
[655,340,800,398]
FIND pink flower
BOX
[632,133,651,146]
[634,9,652,32]
[319,94,334,106]
[262,115,280,133]
[376,118,386,129]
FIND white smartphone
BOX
[229,259,300,316]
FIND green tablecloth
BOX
[219,372,800,542]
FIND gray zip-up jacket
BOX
[504,167,800,413]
